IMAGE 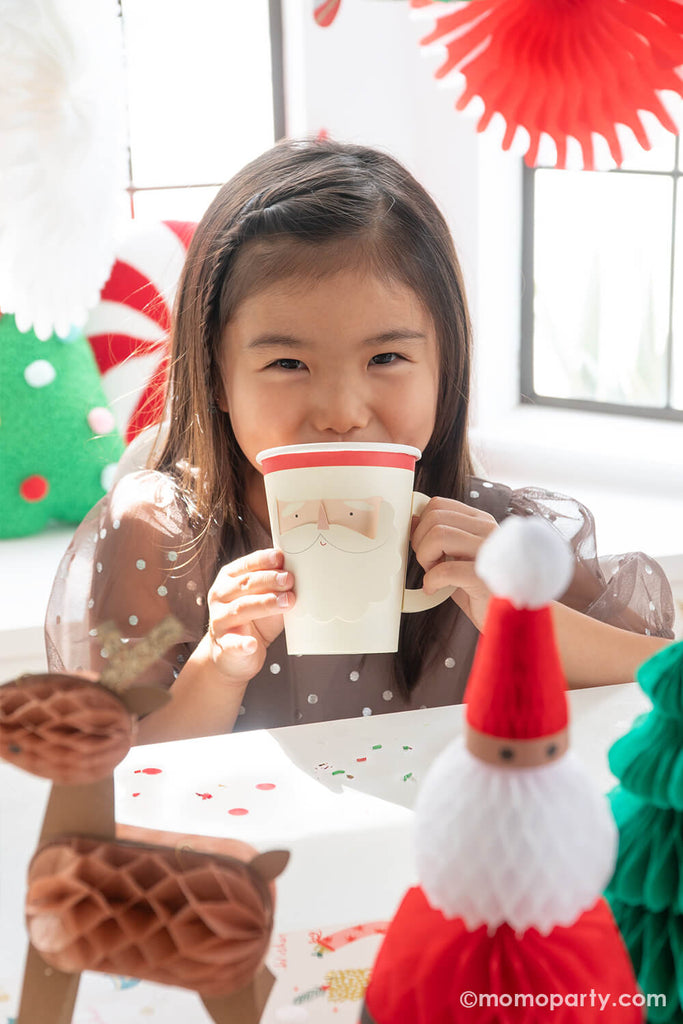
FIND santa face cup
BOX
[256,443,452,655]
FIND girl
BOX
[46,139,674,743]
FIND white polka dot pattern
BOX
[270,663,281,674]
[24,359,56,388]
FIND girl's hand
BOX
[207,548,295,684]
[410,497,498,632]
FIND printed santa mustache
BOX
[415,742,618,936]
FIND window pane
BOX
[132,186,221,222]
[672,179,683,411]
[121,0,275,188]
[533,170,673,408]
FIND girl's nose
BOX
[310,379,370,437]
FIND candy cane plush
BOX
[85,220,195,444]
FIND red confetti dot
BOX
[228,807,249,816]
[255,783,276,790]
[141,768,162,774]
[356,757,367,762]
[196,792,213,800]
[132,792,140,797]
[20,475,49,503]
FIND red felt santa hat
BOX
[465,517,575,741]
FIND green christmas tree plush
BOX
[606,641,683,1023]
[0,312,125,538]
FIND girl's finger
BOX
[210,591,294,637]
[210,628,258,657]
[412,524,483,572]
[412,506,496,545]
[422,558,481,596]
[210,569,293,604]
[217,548,284,581]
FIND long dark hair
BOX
[154,138,473,696]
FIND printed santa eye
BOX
[499,747,515,761]
[546,743,558,758]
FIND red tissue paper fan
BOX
[84,221,195,445]
[315,0,342,26]
[411,0,683,169]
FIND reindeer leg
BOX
[200,965,276,1024]
[16,944,80,1024]
[17,777,116,1024]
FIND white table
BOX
[0,683,653,1024]
[115,682,651,937]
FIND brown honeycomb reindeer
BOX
[0,617,289,1024]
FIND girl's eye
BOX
[370,352,403,366]
[269,358,306,371]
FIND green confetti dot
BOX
[331,769,345,776]
[403,773,413,781]
[403,745,412,750]
[372,744,382,750]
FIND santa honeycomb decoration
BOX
[410,0,683,170]
[0,312,124,539]
[606,639,683,1020]
[361,517,641,1024]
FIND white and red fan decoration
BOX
[84,220,195,445]
[314,1,342,27]
[410,0,683,169]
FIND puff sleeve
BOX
[508,485,675,639]
[45,470,217,688]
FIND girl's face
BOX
[218,268,440,514]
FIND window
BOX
[521,136,683,421]
[118,0,284,221]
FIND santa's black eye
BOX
[546,743,558,758]
[349,512,354,516]
[499,747,515,761]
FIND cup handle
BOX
[402,492,455,614]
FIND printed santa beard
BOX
[414,741,617,936]
[277,499,403,623]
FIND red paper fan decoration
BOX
[315,0,342,27]
[85,221,195,444]
[412,0,683,169]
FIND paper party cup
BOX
[256,443,453,655]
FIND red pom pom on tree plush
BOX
[412,0,683,169]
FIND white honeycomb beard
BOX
[415,741,617,936]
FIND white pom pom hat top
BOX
[475,516,575,610]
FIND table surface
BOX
[116,682,651,937]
